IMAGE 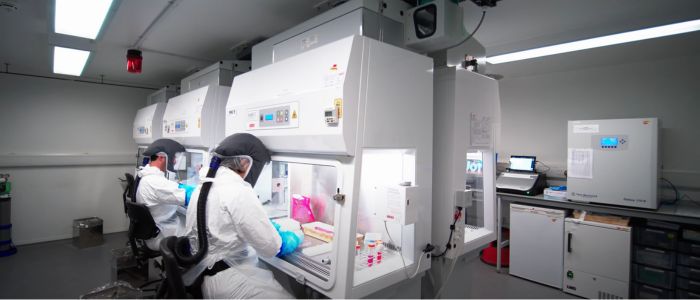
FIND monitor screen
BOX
[601,137,618,147]
[509,156,536,172]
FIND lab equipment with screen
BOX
[496,155,547,196]
[162,62,240,185]
[226,35,433,298]
[567,118,659,209]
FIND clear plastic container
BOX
[634,246,677,270]
[633,264,676,289]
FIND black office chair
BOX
[120,173,136,214]
[125,201,162,268]
[156,236,188,298]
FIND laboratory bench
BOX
[495,192,700,272]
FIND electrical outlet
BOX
[446,212,465,260]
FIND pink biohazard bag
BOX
[291,194,316,223]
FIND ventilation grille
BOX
[283,253,330,281]
[598,291,623,299]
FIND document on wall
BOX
[470,113,492,147]
[568,148,593,179]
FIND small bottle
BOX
[367,243,375,267]
[376,240,383,264]
[355,243,361,255]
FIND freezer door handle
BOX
[567,232,572,253]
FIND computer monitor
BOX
[509,155,536,172]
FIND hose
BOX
[174,156,221,266]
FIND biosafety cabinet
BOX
[429,67,499,295]
[162,65,233,185]
[226,35,433,298]
[133,102,167,168]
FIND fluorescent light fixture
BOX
[55,0,114,39]
[487,19,700,64]
[53,46,91,76]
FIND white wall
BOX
[498,54,700,199]
[0,74,151,245]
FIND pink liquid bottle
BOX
[367,243,375,267]
[376,240,383,264]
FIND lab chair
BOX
[120,173,135,214]
[125,202,162,268]
[157,236,187,298]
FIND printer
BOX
[496,155,547,196]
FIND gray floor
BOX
[0,232,130,299]
[451,257,579,299]
[0,232,576,299]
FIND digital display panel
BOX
[264,114,274,121]
[509,156,536,172]
[325,111,333,117]
[601,137,618,147]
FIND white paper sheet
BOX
[470,113,492,147]
[568,148,593,179]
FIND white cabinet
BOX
[563,218,631,299]
[509,204,566,288]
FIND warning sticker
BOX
[334,98,343,118]
[292,110,298,119]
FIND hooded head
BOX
[143,139,186,172]
[213,133,271,186]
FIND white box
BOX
[563,218,631,299]
[567,118,659,209]
[544,188,567,199]
[382,185,418,225]
[509,204,566,288]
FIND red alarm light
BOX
[126,49,142,73]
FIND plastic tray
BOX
[635,226,679,250]
[633,282,675,299]
[634,246,677,270]
[678,265,700,281]
[633,264,676,289]
[683,228,700,242]
[677,289,700,299]
[678,277,700,293]
[680,253,700,268]
[680,240,700,256]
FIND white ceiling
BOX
[1,0,699,87]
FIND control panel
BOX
[246,102,299,130]
[136,126,149,135]
[324,107,339,126]
[592,135,629,151]
[165,120,188,134]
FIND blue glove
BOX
[272,221,304,257]
[178,183,196,206]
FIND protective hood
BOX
[143,139,186,172]
[213,133,271,186]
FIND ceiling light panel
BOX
[55,0,114,39]
[487,19,700,64]
[53,46,91,76]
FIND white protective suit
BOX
[182,167,291,299]
[136,164,187,251]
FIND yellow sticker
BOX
[292,110,298,119]
[334,98,343,118]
